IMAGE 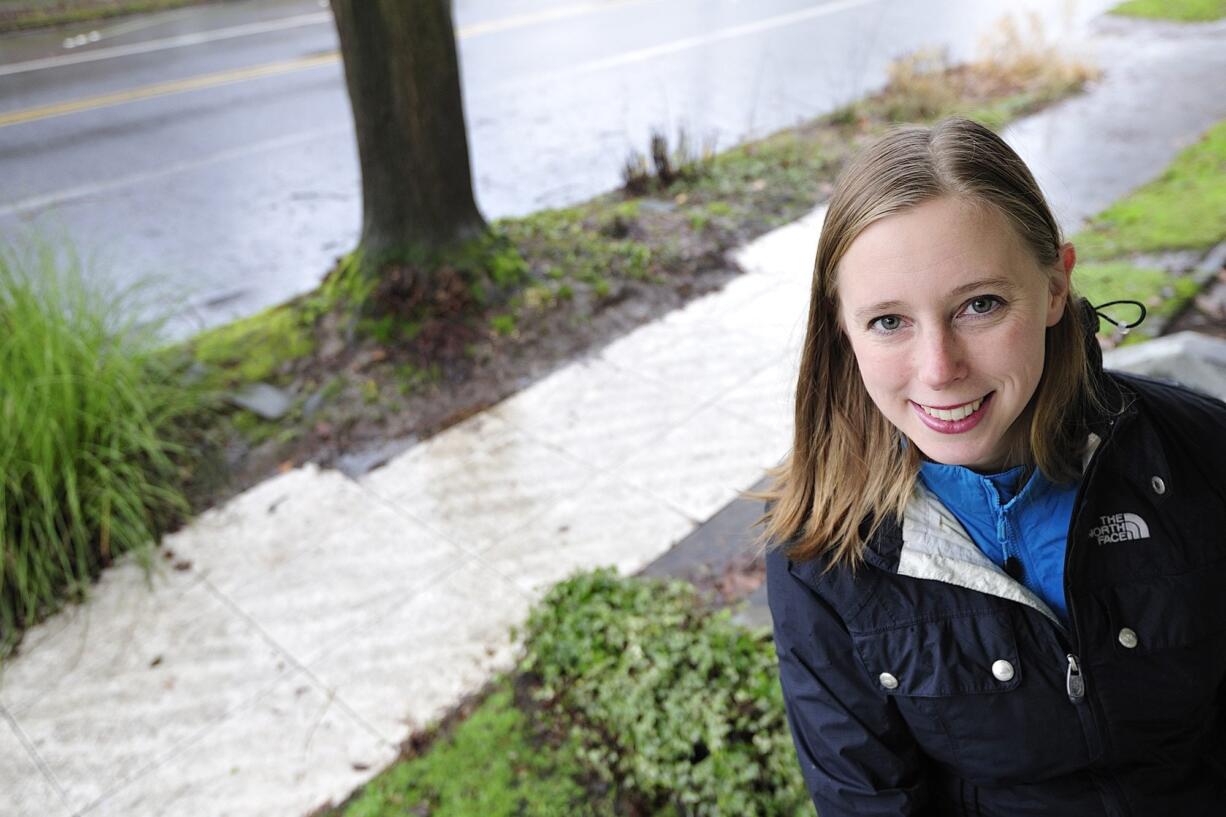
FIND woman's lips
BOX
[910,392,993,434]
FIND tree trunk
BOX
[330,0,485,270]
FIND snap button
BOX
[1151,476,1166,495]
[1118,627,1138,649]
[991,660,1015,682]
[879,672,899,690]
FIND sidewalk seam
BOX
[1,702,70,811]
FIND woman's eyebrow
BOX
[853,299,904,322]
[851,277,1020,322]
[949,277,1019,297]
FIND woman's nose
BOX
[916,327,966,389]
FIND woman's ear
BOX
[1047,242,1075,327]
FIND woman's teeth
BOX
[921,397,984,422]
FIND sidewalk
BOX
[3,12,1226,817]
[0,205,814,817]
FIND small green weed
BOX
[490,313,517,337]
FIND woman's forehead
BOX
[837,198,1035,298]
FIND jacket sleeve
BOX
[766,548,936,816]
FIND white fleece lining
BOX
[898,482,1064,628]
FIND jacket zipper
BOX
[1065,654,1085,703]
[1061,417,1120,689]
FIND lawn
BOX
[1111,0,1226,22]
[1070,118,1226,342]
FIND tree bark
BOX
[330,0,485,268]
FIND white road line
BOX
[72,7,197,42]
[0,0,653,78]
[0,12,331,78]
[457,0,651,38]
[521,0,887,84]
[0,125,350,218]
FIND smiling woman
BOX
[838,197,1070,473]
[753,117,1226,816]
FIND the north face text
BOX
[1089,513,1151,544]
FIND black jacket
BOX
[767,328,1226,815]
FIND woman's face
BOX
[836,196,1072,473]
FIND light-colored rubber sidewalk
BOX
[3,12,1226,817]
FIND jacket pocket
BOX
[1103,557,1226,651]
[850,610,1084,782]
[851,610,1022,697]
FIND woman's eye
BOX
[965,296,1002,316]
[870,315,902,332]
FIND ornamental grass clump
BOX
[0,242,207,653]
[520,569,810,817]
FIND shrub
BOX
[520,569,809,817]
[0,241,209,652]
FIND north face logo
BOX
[1089,513,1151,544]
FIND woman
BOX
[758,117,1226,816]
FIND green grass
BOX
[1076,261,1202,343]
[0,241,211,651]
[0,0,210,33]
[1068,118,1226,338]
[1110,0,1226,22]
[334,679,618,817]
[1073,119,1226,260]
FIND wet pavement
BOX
[1,0,1127,336]
[1005,14,1226,231]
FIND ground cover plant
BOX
[0,242,212,655]
[1071,117,1226,343]
[1110,0,1226,22]
[185,19,1104,514]
[325,570,808,817]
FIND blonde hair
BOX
[751,117,1102,569]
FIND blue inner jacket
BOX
[918,460,1078,623]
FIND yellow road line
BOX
[0,0,655,130]
[0,51,339,129]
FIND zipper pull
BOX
[1066,654,1085,703]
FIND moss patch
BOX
[1110,0,1226,22]
[191,305,313,386]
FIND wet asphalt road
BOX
[2,0,1217,336]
